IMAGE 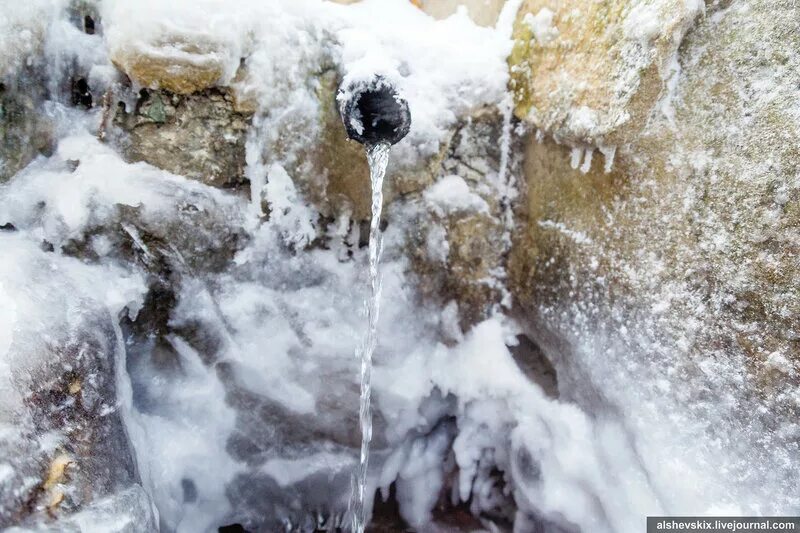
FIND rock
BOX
[0,238,147,528]
[509,0,800,510]
[508,0,702,145]
[409,108,522,330]
[329,0,506,27]
[0,77,54,181]
[263,68,447,221]
[46,485,157,532]
[104,0,244,96]
[113,88,252,190]
[109,43,227,96]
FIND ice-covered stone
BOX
[509,0,800,520]
[509,0,703,144]
[0,234,147,527]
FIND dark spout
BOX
[338,76,411,146]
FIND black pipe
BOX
[338,76,411,146]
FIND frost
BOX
[1,0,794,531]
[623,3,662,43]
[538,220,594,246]
[580,147,594,174]
[265,163,318,250]
[523,8,559,46]
[0,0,66,79]
[425,223,449,264]
[423,175,490,216]
[600,145,617,173]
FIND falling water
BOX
[350,141,390,533]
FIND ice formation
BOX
[0,0,797,532]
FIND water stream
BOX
[350,142,390,533]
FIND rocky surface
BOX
[509,0,702,145]
[113,88,252,189]
[0,236,147,528]
[0,76,53,182]
[408,108,521,330]
[105,8,236,97]
[509,0,800,512]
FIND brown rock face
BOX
[410,109,522,331]
[114,88,253,189]
[509,0,800,503]
[508,0,701,145]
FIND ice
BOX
[623,3,662,43]
[264,163,319,250]
[5,485,158,533]
[424,175,491,216]
[0,0,66,80]
[523,8,559,46]
[1,0,797,531]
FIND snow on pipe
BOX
[337,75,411,146]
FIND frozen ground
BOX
[0,0,797,532]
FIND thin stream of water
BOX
[350,142,390,533]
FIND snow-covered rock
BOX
[509,0,703,145]
[0,234,147,527]
[510,0,800,522]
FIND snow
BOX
[261,452,353,488]
[103,0,514,165]
[523,8,559,46]
[1,0,797,531]
[0,0,66,80]
[264,163,319,249]
[423,175,490,216]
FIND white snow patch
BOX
[265,163,318,249]
[0,463,13,486]
[0,0,66,79]
[623,3,662,43]
[424,175,490,216]
[261,452,353,488]
[425,223,449,264]
[523,8,559,46]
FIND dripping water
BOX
[350,141,390,533]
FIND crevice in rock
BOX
[507,334,559,399]
[83,15,95,35]
[218,524,250,533]
[70,77,92,108]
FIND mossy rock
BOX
[0,79,53,181]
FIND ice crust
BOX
[0,0,797,532]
